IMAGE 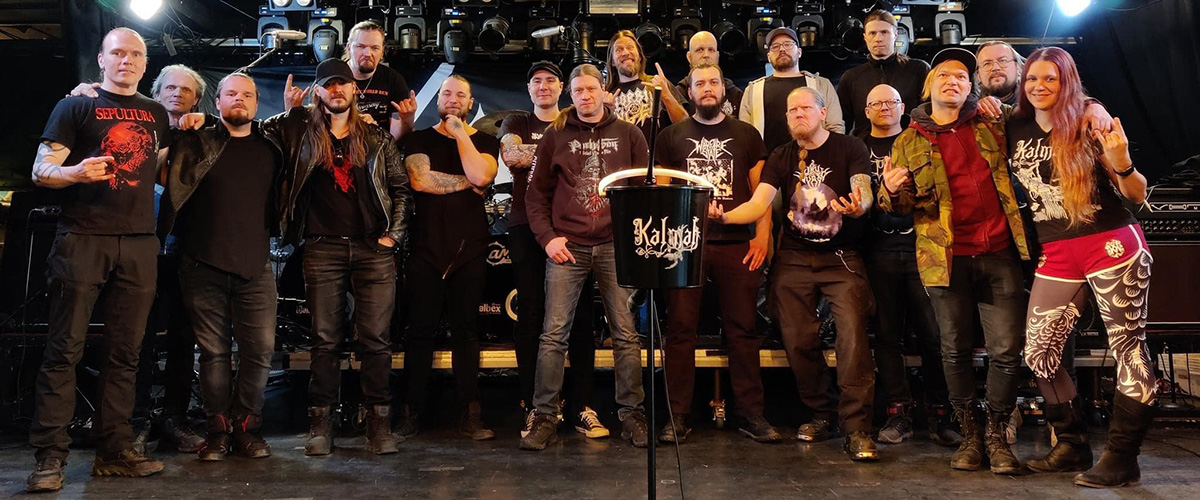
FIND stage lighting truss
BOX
[791,2,824,48]
[711,20,746,55]
[635,22,667,60]
[394,4,427,51]
[748,5,784,60]
[268,0,318,12]
[935,1,966,46]
[669,8,702,53]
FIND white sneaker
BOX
[575,407,610,439]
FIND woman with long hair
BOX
[1008,46,1155,488]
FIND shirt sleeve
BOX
[40,98,84,148]
[847,136,871,177]
[759,146,789,190]
[526,131,559,247]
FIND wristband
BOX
[1114,164,1136,178]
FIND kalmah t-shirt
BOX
[863,133,916,253]
[498,111,553,228]
[40,88,170,235]
[761,133,871,251]
[655,117,767,241]
[1006,115,1135,243]
[356,64,410,133]
[761,75,810,152]
[612,79,679,143]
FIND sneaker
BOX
[795,418,838,442]
[130,419,157,456]
[91,449,165,478]
[658,413,691,444]
[620,411,650,448]
[877,403,914,444]
[927,404,964,447]
[197,433,231,462]
[26,457,65,493]
[520,406,537,439]
[576,407,611,439]
[739,415,783,443]
[233,416,272,459]
[519,414,559,451]
[845,431,880,461]
[163,416,206,453]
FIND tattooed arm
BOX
[404,153,473,195]
[499,133,536,169]
[852,173,873,213]
[31,141,115,189]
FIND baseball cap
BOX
[766,27,799,48]
[527,60,563,81]
[930,47,976,75]
[314,59,355,87]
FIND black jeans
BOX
[180,258,276,419]
[865,249,949,406]
[925,249,1026,413]
[135,253,196,421]
[303,237,396,407]
[771,249,876,433]
[30,233,158,460]
[509,224,596,410]
[405,255,486,412]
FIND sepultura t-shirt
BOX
[40,88,170,235]
[760,133,871,251]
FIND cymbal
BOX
[471,109,526,137]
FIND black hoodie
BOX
[526,107,649,248]
[837,54,931,137]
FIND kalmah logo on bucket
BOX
[631,216,701,269]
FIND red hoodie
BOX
[526,107,650,248]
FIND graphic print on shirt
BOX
[1011,137,1091,222]
[788,159,841,241]
[328,158,357,193]
[869,149,913,235]
[568,138,620,217]
[684,137,734,200]
[613,85,653,128]
[99,121,154,190]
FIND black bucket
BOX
[605,184,712,289]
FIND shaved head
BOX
[686,30,720,67]
[866,84,901,105]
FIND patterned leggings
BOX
[1023,248,1156,405]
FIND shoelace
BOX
[580,410,603,429]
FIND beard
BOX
[981,78,1018,100]
[770,54,794,71]
[439,106,470,121]
[789,121,820,141]
[355,58,377,74]
[695,100,723,121]
[616,59,640,78]
[222,109,252,126]
[319,94,352,114]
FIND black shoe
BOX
[1075,393,1155,488]
[198,414,232,462]
[304,406,333,456]
[519,414,559,451]
[26,457,65,493]
[1027,398,1091,473]
[927,404,964,447]
[91,449,165,478]
[739,415,783,443]
[163,416,206,454]
[232,415,272,459]
[396,406,421,439]
[658,413,691,444]
[621,411,650,448]
[845,431,880,461]
[459,402,496,441]
[795,418,837,442]
[877,403,914,444]
[985,405,1022,475]
[950,404,984,471]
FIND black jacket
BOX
[158,116,284,241]
[836,54,931,138]
[263,107,412,246]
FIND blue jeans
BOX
[533,242,644,419]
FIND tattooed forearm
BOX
[405,153,472,195]
[500,134,535,168]
[851,173,873,213]
[31,141,72,188]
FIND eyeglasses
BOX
[866,99,901,111]
[768,41,797,53]
[979,57,1015,71]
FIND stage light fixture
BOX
[129,0,162,20]
[833,16,865,53]
[896,16,914,56]
[712,21,746,55]
[791,2,824,48]
[670,11,701,53]
[1057,0,1091,16]
[393,4,426,51]
[479,16,510,54]
[935,2,966,46]
[570,21,599,67]
[438,11,475,64]
[311,24,340,61]
[268,0,319,12]
[257,16,289,49]
[635,22,666,60]
[748,9,784,60]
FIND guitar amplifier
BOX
[1131,186,1200,240]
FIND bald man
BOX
[673,31,744,117]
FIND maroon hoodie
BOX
[526,107,650,248]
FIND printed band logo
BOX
[685,137,734,200]
[613,86,653,127]
[631,216,701,269]
[487,240,511,266]
[568,138,620,155]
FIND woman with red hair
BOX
[1007,46,1155,488]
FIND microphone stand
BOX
[644,85,662,500]
[238,33,285,73]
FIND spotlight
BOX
[570,21,598,67]
[791,2,824,48]
[833,16,864,53]
[935,2,966,46]
[129,0,162,20]
[311,24,340,62]
[479,16,510,54]
[712,21,746,54]
[257,16,289,49]
[393,4,426,51]
[748,8,784,60]
[1057,0,1091,16]
[635,22,666,60]
[268,0,318,12]
[896,16,915,56]
[670,8,701,52]
[438,13,474,64]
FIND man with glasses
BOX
[974,41,1024,106]
[836,10,929,137]
[740,27,843,152]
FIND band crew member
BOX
[740,27,844,152]
[27,27,170,492]
[711,87,879,462]
[499,61,606,440]
[603,30,687,141]
[835,10,930,137]
[160,73,281,461]
[673,31,744,118]
[655,63,782,444]
[520,64,651,451]
[400,75,500,441]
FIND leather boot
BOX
[950,403,984,471]
[1028,398,1092,473]
[1074,393,1155,488]
[459,402,496,441]
[233,414,272,459]
[197,415,231,462]
[305,406,333,456]
[985,404,1022,475]
[366,405,399,455]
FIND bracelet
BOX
[1114,164,1136,177]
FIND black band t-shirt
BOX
[403,127,501,271]
[498,111,553,228]
[356,65,410,133]
[177,133,277,280]
[863,133,916,252]
[40,88,170,235]
[762,75,810,152]
[761,133,872,251]
[305,134,370,238]
[612,79,678,143]
[1006,115,1136,244]
[655,117,768,241]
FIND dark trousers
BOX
[865,249,949,406]
[405,255,486,411]
[30,233,158,460]
[771,249,876,433]
[509,224,596,410]
[925,249,1026,413]
[180,258,276,419]
[303,237,396,407]
[135,254,196,420]
[665,241,765,419]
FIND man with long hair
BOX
[1007,46,1155,489]
[604,30,687,141]
[836,10,930,137]
[520,64,650,451]
[342,21,416,140]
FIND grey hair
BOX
[151,64,207,104]
[788,86,826,109]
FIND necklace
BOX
[357,72,375,101]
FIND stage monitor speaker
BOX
[1146,241,1200,330]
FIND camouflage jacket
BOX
[877,100,1030,287]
